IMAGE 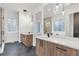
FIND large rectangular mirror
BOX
[43,4,54,34]
[44,17,52,34]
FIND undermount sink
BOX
[51,35,65,38]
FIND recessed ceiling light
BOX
[62,11,65,16]
[56,5,59,9]
[56,3,59,9]
[48,9,51,11]
[65,3,70,6]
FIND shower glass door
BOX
[0,7,2,46]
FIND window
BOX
[7,18,17,33]
[54,20,64,31]
[37,22,40,33]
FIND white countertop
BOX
[36,35,79,50]
[21,33,33,35]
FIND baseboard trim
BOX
[5,41,19,45]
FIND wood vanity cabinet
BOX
[36,39,45,56]
[44,41,55,56]
[44,41,51,56]
[20,34,33,47]
[36,39,54,56]
[54,44,68,56]
[36,38,78,56]
[54,44,77,56]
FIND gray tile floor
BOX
[0,42,36,56]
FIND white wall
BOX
[43,4,79,37]
[32,9,45,46]
[4,10,19,43]
[65,4,79,37]
[19,13,33,33]
[32,11,44,46]
[19,12,33,42]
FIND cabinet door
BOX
[50,42,55,56]
[36,39,40,56]
[26,35,33,47]
[39,40,45,56]
[36,39,45,56]
[44,41,50,56]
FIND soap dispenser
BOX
[47,33,50,37]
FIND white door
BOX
[4,11,19,43]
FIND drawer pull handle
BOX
[56,47,67,51]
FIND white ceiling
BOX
[0,3,43,13]
[0,3,77,16]
[44,3,72,18]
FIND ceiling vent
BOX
[23,9,27,12]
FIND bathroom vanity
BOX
[20,33,33,47]
[36,35,79,56]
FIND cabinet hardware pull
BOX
[56,47,67,51]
